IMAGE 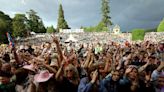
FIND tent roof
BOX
[65,34,77,42]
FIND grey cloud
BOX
[0,0,164,31]
[111,0,164,31]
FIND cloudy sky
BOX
[0,0,164,31]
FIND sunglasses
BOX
[66,69,73,72]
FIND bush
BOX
[84,22,109,32]
[84,26,95,32]
[132,29,145,41]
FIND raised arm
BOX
[138,57,150,73]
[98,54,111,74]
[78,70,98,92]
[55,60,65,80]
[83,49,91,68]
[12,47,21,64]
[43,63,57,74]
[52,36,63,65]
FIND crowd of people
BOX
[144,32,164,42]
[0,35,164,92]
[16,32,132,46]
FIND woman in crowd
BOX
[56,63,79,92]
[120,65,156,92]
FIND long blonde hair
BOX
[64,64,79,80]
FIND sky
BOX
[0,0,164,31]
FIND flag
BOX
[6,32,14,47]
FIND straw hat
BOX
[22,64,36,72]
[34,70,53,83]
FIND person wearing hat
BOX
[15,64,36,92]
[34,70,60,92]
[31,55,60,92]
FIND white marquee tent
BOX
[65,34,77,43]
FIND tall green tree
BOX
[157,18,164,32]
[27,9,46,33]
[57,4,70,32]
[0,11,12,43]
[46,25,56,33]
[101,0,112,27]
[12,14,28,37]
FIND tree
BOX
[101,0,112,27]
[95,21,108,31]
[132,29,145,41]
[57,4,70,32]
[38,20,46,33]
[0,19,8,43]
[84,26,96,32]
[84,22,108,32]
[12,14,28,37]
[157,18,164,32]
[27,9,46,33]
[0,11,12,43]
[46,25,56,33]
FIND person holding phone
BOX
[78,69,99,92]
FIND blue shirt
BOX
[78,77,101,92]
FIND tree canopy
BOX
[46,26,56,33]
[0,11,12,43]
[27,9,46,33]
[12,14,28,37]
[157,18,164,32]
[84,0,112,32]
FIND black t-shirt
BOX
[59,77,78,92]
